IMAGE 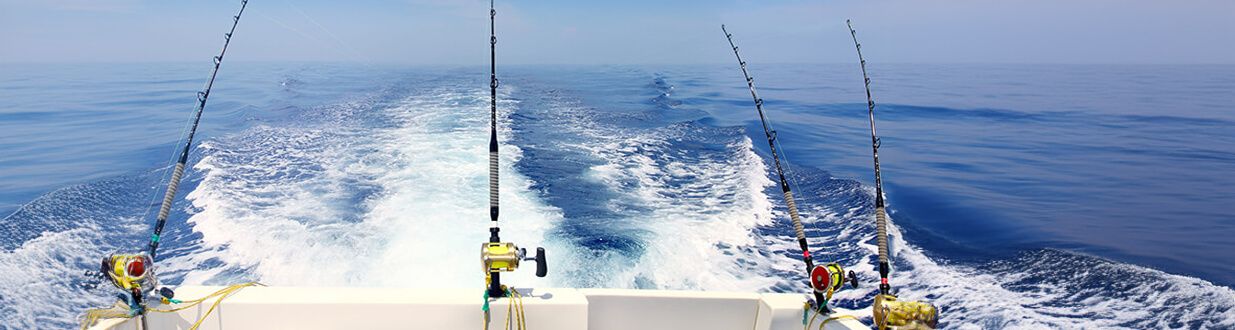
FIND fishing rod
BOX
[488,1,500,230]
[96,1,249,328]
[721,25,853,313]
[479,0,546,303]
[846,19,939,330]
[846,19,891,297]
[149,0,248,260]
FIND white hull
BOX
[89,286,867,330]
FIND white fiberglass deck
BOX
[90,286,867,330]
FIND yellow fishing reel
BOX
[479,243,543,276]
[481,242,547,276]
[481,242,547,299]
[99,252,164,315]
[100,252,157,293]
[873,294,938,330]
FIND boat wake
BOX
[1,70,1233,329]
[167,83,561,288]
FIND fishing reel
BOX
[806,262,857,313]
[481,242,547,276]
[99,252,166,314]
[99,253,181,311]
[100,253,157,293]
[480,242,547,297]
[873,294,938,330]
[810,262,858,295]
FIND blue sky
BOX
[1,0,1232,64]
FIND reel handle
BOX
[524,247,547,277]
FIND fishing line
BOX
[282,0,375,66]
[147,0,249,260]
[700,50,828,260]
[138,3,258,240]
[260,13,325,44]
[258,10,358,64]
[765,117,821,242]
[720,24,855,312]
[744,73,827,270]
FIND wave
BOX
[589,74,1235,329]
[3,67,1234,329]
[0,174,164,329]
[166,83,563,288]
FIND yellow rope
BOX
[511,288,526,330]
[504,289,513,330]
[497,286,528,330]
[149,282,261,313]
[79,282,262,330]
[804,301,860,330]
[80,301,131,330]
[805,276,840,330]
[804,305,822,330]
[184,283,249,330]
[819,314,860,330]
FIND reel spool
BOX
[100,253,158,293]
[873,294,938,330]
[810,263,858,294]
[481,242,547,277]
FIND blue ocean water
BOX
[1,62,1233,329]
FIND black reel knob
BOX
[533,247,547,277]
[518,247,548,277]
[848,271,858,288]
[159,287,176,300]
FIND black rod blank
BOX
[486,0,505,298]
[721,24,828,310]
[148,0,249,260]
[846,19,892,295]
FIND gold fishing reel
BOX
[481,242,547,277]
[480,242,547,298]
[873,294,938,330]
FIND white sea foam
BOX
[533,91,784,291]
[21,81,1228,329]
[584,133,780,291]
[535,86,1235,328]
[166,86,562,288]
[807,185,1235,329]
[891,237,1235,328]
[0,176,160,329]
[0,224,140,329]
